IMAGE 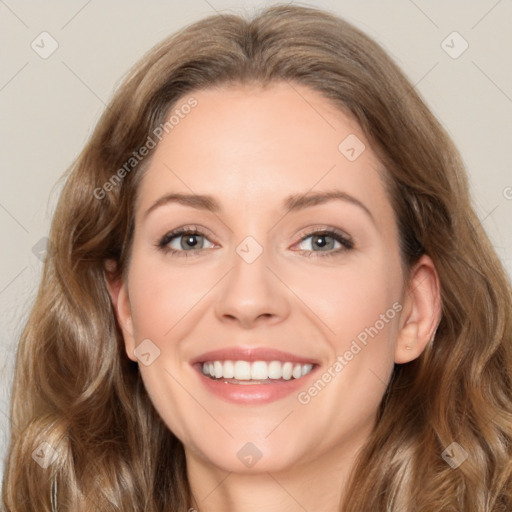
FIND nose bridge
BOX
[214,231,290,326]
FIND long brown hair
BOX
[3,4,511,511]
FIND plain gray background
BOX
[1,0,511,483]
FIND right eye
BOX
[157,226,216,257]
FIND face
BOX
[111,82,436,476]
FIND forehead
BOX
[135,82,393,226]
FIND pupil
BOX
[314,235,332,250]
[184,235,199,249]
[315,235,326,248]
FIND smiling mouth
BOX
[200,360,315,384]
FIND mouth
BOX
[190,347,319,404]
[198,359,315,384]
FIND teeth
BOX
[234,361,251,380]
[224,360,234,378]
[251,361,268,380]
[282,362,293,380]
[214,361,223,379]
[268,361,282,379]
[201,360,314,381]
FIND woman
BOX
[3,4,511,511]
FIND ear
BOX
[395,254,442,364]
[104,259,137,362]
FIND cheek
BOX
[298,257,402,422]
[125,256,208,443]
[285,254,402,350]
[289,252,402,414]
[127,255,213,340]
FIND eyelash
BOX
[156,225,354,259]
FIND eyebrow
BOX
[143,190,375,225]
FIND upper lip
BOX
[190,347,319,365]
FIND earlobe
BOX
[104,261,137,362]
[394,255,442,364]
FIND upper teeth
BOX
[201,360,314,381]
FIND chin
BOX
[186,436,307,474]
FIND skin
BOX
[108,82,441,512]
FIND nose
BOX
[214,242,291,329]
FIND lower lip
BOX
[193,366,317,404]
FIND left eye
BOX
[295,231,351,254]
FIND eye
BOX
[157,226,216,257]
[156,225,354,259]
[293,228,354,258]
